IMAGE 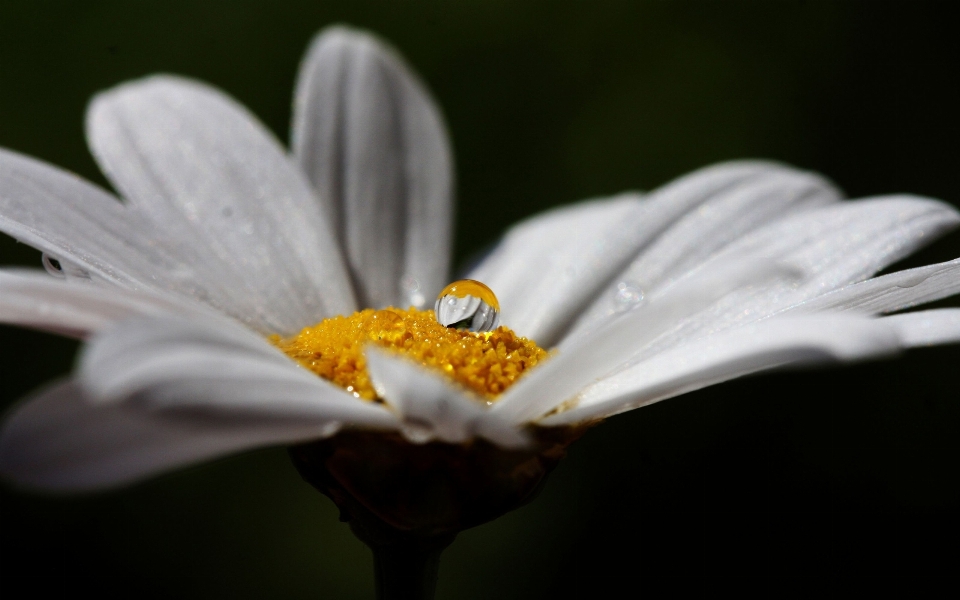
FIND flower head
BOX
[1,26,960,511]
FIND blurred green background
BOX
[2,0,959,597]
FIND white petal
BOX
[595,195,960,366]
[0,268,214,338]
[622,168,840,290]
[571,166,842,334]
[364,346,527,448]
[882,309,960,347]
[86,75,355,333]
[293,26,454,309]
[472,160,812,344]
[795,257,960,315]
[540,314,901,426]
[492,259,798,424]
[0,149,211,290]
[469,193,645,344]
[0,147,297,332]
[78,316,398,427]
[717,195,960,306]
[0,380,341,492]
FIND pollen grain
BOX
[270,308,548,402]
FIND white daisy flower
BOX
[2,25,960,595]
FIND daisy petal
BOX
[87,75,355,333]
[365,346,527,447]
[795,257,960,315]
[293,26,454,309]
[883,309,960,347]
[540,314,901,426]
[469,193,645,344]
[572,166,842,333]
[714,195,960,306]
[78,316,398,427]
[0,148,208,289]
[0,380,341,492]
[492,259,798,424]
[620,167,840,290]
[0,148,332,334]
[0,269,209,338]
[597,195,960,366]
[472,161,816,344]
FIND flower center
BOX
[270,308,547,402]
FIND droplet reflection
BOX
[41,253,91,281]
[612,281,644,312]
[434,279,500,332]
[400,274,426,308]
[41,253,65,278]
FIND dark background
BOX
[2,1,959,597]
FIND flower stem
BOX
[367,532,451,600]
[288,430,589,598]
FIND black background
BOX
[1,1,959,597]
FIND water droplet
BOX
[434,279,500,332]
[42,253,91,281]
[372,310,401,327]
[895,272,929,289]
[612,281,644,312]
[317,421,342,438]
[400,274,426,308]
[42,253,65,278]
[401,420,435,444]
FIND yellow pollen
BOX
[270,308,547,402]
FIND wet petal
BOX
[0,380,343,492]
[492,259,798,424]
[717,195,960,309]
[586,195,960,365]
[883,309,960,347]
[472,161,834,345]
[469,193,645,344]
[365,346,527,447]
[79,316,398,426]
[0,269,210,338]
[541,314,901,426]
[293,26,454,309]
[87,75,355,333]
[572,166,841,332]
[0,148,239,300]
[795,257,960,315]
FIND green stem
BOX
[370,538,446,600]
[288,431,587,598]
[350,522,455,600]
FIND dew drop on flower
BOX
[41,253,65,278]
[41,252,91,281]
[400,274,426,308]
[612,281,644,312]
[434,279,500,332]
